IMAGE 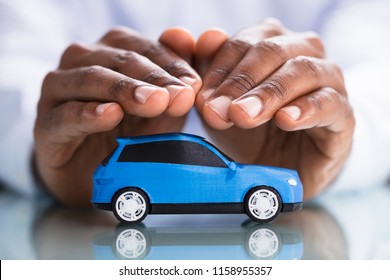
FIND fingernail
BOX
[134,85,164,104]
[207,96,232,121]
[202,89,214,100]
[233,96,262,119]
[281,106,301,120]
[96,103,114,116]
[179,76,197,86]
[166,85,190,98]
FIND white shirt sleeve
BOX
[0,1,69,195]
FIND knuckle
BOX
[331,87,355,129]
[100,26,135,43]
[60,42,90,68]
[254,40,286,62]
[261,78,288,100]
[41,70,58,96]
[305,31,322,45]
[308,87,347,112]
[323,87,349,111]
[306,94,325,111]
[226,72,257,93]
[322,87,355,128]
[115,50,138,63]
[141,42,165,59]
[141,69,169,85]
[99,26,142,51]
[225,39,250,56]
[75,65,105,88]
[111,50,139,71]
[321,86,338,98]
[42,70,57,85]
[109,78,132,98]
[208,67,231,84]
[83,65,104,76]
[75,102,87,119]
[304,31,325,57]
[292,56,322,80]
[263,17,283,28]
[163,60,190,77]
[105,26,127,37]
[261,18,285,37]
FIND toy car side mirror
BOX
[229,161,237,171]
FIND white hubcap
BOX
[248,228,279,258]
[116,229,147,259]
[248,189,279,220]
[116,191,146,222]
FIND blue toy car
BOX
[92,133,303,223]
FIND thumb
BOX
[159,27,196,63]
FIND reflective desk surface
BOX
[1,186,390,260]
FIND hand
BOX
[194,19,355,199]
[34,27,201,206]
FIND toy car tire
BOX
[244,186,282,223]
[244,225,282,259]
[112,187,150,224]
[113,227,151,259]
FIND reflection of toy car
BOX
[92,133,303,223]
[92,223,303,260]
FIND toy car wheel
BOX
[244,226,281,259]
[114,227,150,260]
[112,188,150,223]
[245,187,282,223]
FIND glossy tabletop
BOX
[1,185,390,260]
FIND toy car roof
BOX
[115,133,206,145]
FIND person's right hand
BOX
[34,27,201,207]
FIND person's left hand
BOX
[194,19,355,199]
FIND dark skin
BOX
[34,27,201,206]
[194,19,355,200]
[34,19,355,207]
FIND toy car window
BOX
[203,140,234,162]
[117,140,227,168]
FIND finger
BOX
[159,27,195,63]
[209,32,325,101]
[275,87,355,188]
[47,102,123,142]
[227,56,345,129]
[59,44,194,117]
[194,28,229,76]
[35,101,123,166]
[196,19,286,106]
[274,87,353,133]
[194,36,253,130]
[200,32,325,128]
[99,26,201,88]
[42,66,171,118]
[234,18,288,44]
